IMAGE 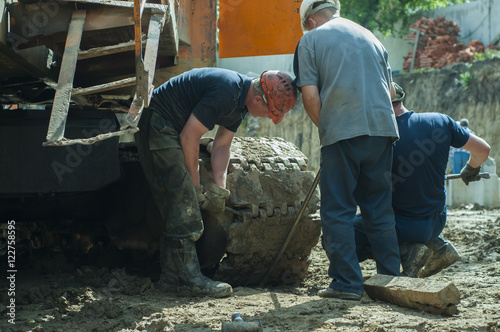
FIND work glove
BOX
[199,137,214,153]
[195,185,205,206]
[460,164,481,185]
[200,183,230,213]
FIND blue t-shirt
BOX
[148,68,252,133]
[392,111,470,218]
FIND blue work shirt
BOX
[148,68,252,133]
[391,111,470,218]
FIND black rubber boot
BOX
[157,236,180,293]
[400,243,432,278]
[157,237,232,298]
[418,241,460,278]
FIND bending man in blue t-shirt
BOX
[355,83,491,278]
[135,68,297,297]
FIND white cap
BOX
[300,0,340,32]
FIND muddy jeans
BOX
[135,109,204,240]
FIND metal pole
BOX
[259,171,320,286]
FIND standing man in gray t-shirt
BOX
[295,0,401,300]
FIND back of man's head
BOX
[300,0,340,32]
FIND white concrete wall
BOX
[446,175,500,208]
[374,32,412,73]
[446,157,499,208]
[217,54,295,77]
[431,0,500,46]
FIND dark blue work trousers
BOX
[355,207,447,261]
[320,136,401,296]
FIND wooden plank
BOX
[8,1,168,48]
[158,0,178,56]
[71,77,136,96]
[45,10,86,144]
[142,11,166,107]
[77,40,142,60]
[42,128,139,147]
[364,274,460,316]
[126,11,166,126]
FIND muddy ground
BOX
[1,207,499,332]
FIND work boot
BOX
[157,237,232,298]
[318,287,362,301]
[399,243,432,278]
[418,242,460,278]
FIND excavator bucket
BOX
[218,0,302,58]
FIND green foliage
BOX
[403,67,433,73]
[473,52,486,62]
[460,71,472,87]
[340,0,469,36]
[474,53,486,61]
[473,49,500,62]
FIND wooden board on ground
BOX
[364,274,460,316]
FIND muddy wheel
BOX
[198,137,321,286]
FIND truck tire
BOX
[197,137,321,286]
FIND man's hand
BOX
[200,183,230,213]
[460,164,481,185]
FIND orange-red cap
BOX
[260,70,298,124]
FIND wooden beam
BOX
[364,274,460,316]
[71,77,136,96]
[45,10,86,144]
[78,40,144,60]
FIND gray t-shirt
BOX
[297,16,399,146]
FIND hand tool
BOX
[446,172,490,180]
[221,312,263,332]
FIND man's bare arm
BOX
[210,126,235,188]
[179,114,209,187]
[462,133,491,168]
[301,85,321,127]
